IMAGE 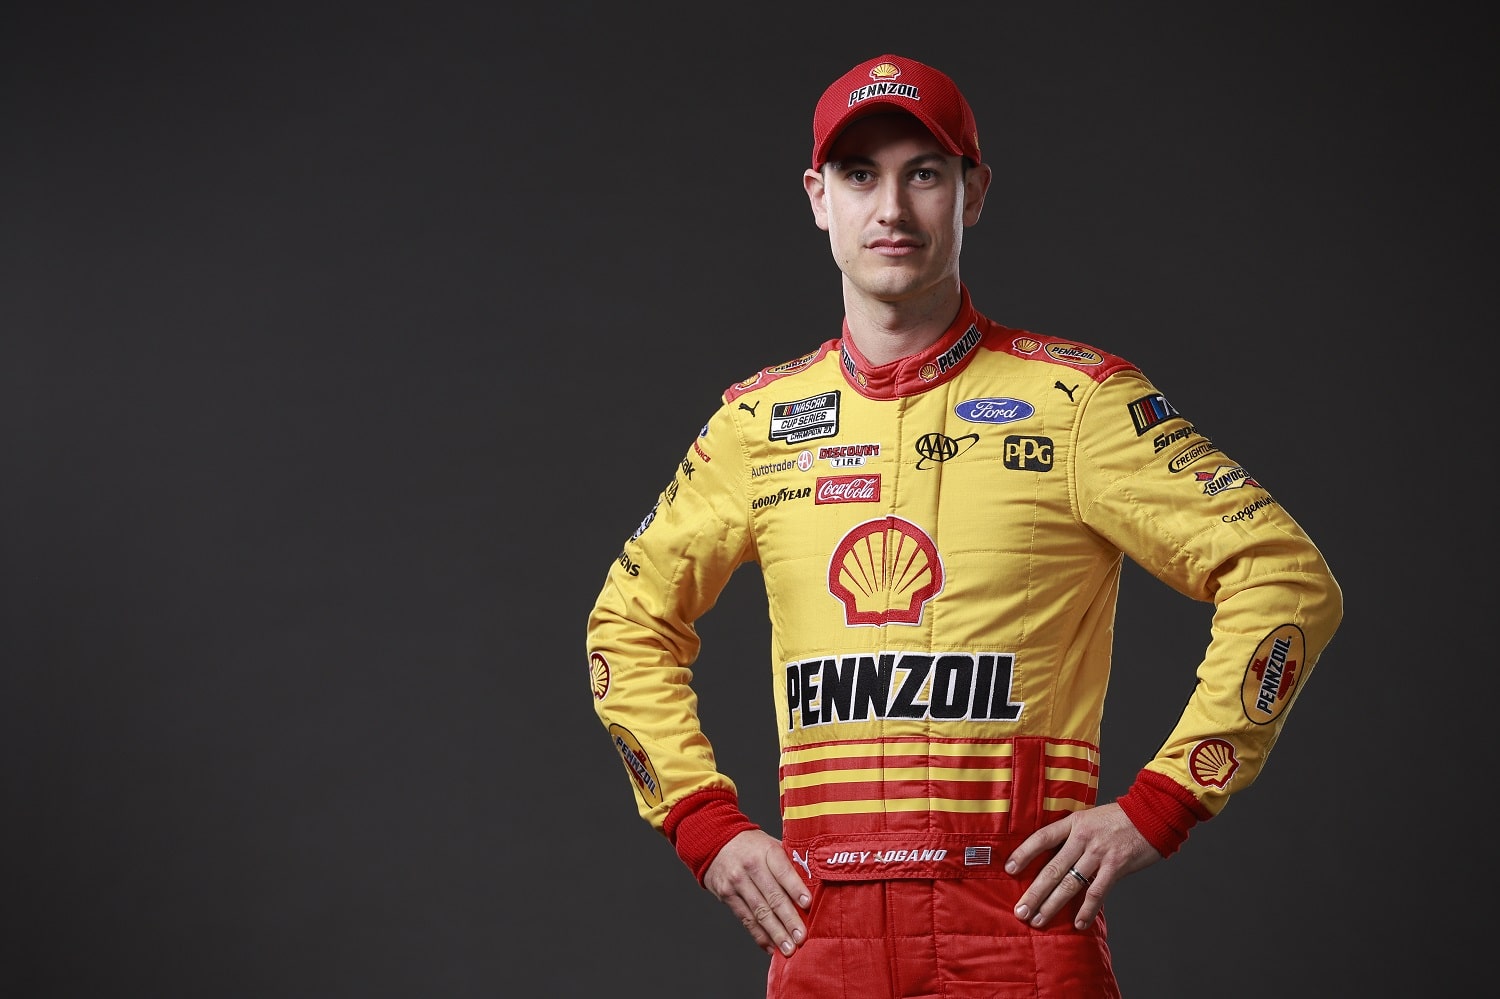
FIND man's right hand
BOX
[702,829,811,956]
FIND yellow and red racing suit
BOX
[586,285,1342,996]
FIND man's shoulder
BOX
[721,340,842,403]
[975,318,1139,385]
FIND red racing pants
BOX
[765,875,1120,998]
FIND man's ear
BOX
[803,168,830,231]
[962,162,993,227]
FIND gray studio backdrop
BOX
[5,5,1490,997]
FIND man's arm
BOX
[1008,367,1343,926]
[586,402,764,878]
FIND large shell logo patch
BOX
[827,516,944,626]
[1188,738,1240,788]
[589,651,610,701]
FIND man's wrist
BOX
[1115,768,1212,858]
[663,788,760,883]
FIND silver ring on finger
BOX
[1067,867,1092,887]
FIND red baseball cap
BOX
[810,54,981,169]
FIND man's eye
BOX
[914,169,937,182]
[848,170,873,183]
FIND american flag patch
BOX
[964,846,992,866]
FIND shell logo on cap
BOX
[870,62,900,81]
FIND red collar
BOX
[837,286,985,399]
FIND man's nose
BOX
[875,179,909,225]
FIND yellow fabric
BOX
[587,296,1342,839]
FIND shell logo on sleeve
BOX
[589,652,611,701]
[1188,738,1240,788]
[828,516,944,626]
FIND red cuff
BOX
[662,788,761,883]
[1115,768,1212,858]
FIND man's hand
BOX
[703,829,811,956]
[1005,802,1161,931]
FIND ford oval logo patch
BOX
[954,397,1035,424]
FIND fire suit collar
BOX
[837,286,984,400]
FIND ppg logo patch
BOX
[1002,435,1053,471]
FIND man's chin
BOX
[853,273,934,304]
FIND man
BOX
[586,53,1342,998]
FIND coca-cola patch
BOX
[815,474,881,504]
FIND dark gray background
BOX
[5,5,1492,996]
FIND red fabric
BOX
[1115,768,1212,858]
[766,878,1120,998]
[663,788,760,883]
[810,53,981,168]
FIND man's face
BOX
[804,112,989,306]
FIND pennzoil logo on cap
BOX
[850,62,919,107]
